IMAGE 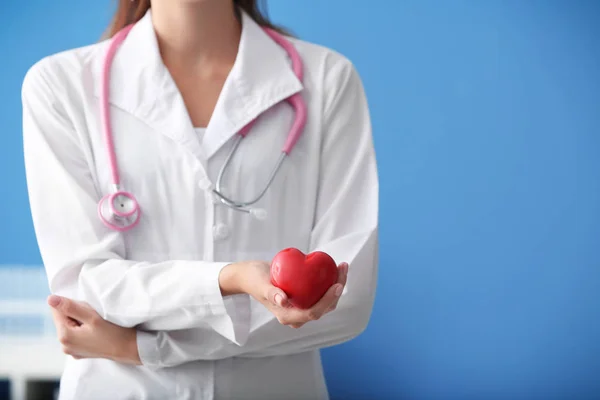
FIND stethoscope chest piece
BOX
[98,190,141,231]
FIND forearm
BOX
[44,235,256,331]
[104,261,245,364]
[71,258,231,330]
[136,299,372,367]
[134,229,377,368]
[49,262,250,367]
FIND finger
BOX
[324,301,338,314]
[51,309,69,335]
[307,283,344,321]
[325,263,348,314]
[265,286,290,308]
[51,308,80,328]
[48,295,93,323]
[52,306,81,328]
[52,311,75,347]
[337,262,349,287]
[290,323,305,329]
[327,263,348,313]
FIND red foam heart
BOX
[270,248,338,309]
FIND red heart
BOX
[270,248,338,309]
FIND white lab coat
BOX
[22,9,378,400]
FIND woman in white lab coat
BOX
[22,0,378,399]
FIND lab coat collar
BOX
[93,9,303,160]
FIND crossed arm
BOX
[48,260,349,364]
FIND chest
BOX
[173,71,227,128]
[80,91,323,260]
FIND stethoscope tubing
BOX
[99,23,306,228]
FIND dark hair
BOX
[104,0,289,38]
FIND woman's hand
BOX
[221,260,349,329]
[47,295,141,365]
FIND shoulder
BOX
[21,41,109,147]
[287,36,368,117]
[290,36,360,84]
[22,40,108,104]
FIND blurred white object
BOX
[0,267,65,400]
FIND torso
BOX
[24,14,362,400]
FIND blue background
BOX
[1,1,599,399]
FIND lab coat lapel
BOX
[202,11,303,159]
[92,10,303,161]
[92,11,204,159]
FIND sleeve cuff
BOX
[137,262,252,369]
[137,330,161,369]
[199,262,231,316]
[199,262,251,346]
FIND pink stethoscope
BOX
[98,24,307,232]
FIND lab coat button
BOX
[213,223,230,240]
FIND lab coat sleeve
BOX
[239,56,379,357]
[137,56,378,367]
[21,59,251,345]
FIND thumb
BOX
[265,286,289,308]
[48,295,93,323]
